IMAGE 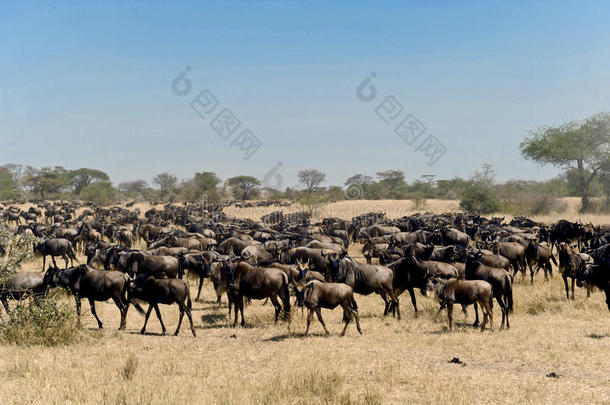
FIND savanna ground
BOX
[0,198,609,404]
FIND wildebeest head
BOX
[292,280,307,307]
[322,251,346,281]
[296,257,310,281]
[422,276,442,299]
[222,257,239,289]
[42,265,60,289]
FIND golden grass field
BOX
[0,198,609,404]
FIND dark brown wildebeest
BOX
[0,272,45,318]
[43,264,132,329]
[465,253,513,329]
[128,275,196,336]
[387,254,459,318]
[293,280,362,336]
[423,277,493,332]
[179,251,219,301]
[490,241,527,277]
[558,242,585,300]
[126,252,182,279]
[33,238,78,271]
[325,253,398,317]
[223,260,291,327]
[362,241,390,264]
[577,250,610,310]
[434,227,469,248]
[525,241,556,282]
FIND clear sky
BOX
[1,1,609,188]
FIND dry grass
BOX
[0,200,609,404]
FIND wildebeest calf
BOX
[423,277,494,332]
[293,280,362,336]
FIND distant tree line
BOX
[1,112,608,214]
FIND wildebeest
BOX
[325,253,398,317]
[223,260,291,327]
[33,238,77,271]
[387,253,459,318]
[525,241,556,282]
[128,275,196,337]
[0,272,45,318]
[126,252,182,279]
[43,264,132,329]
[558,242,585,300]
[293,280,362,336]
[423,277,493,332]
[465,252,513,329]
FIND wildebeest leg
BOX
[315,307,330,335]
[112,296,128,330]
[495,296,506,330]
[446,302,454,330]
[570,277,575,300]
[196,276,204,302]
[141,305,154,334]
[239,296,246,327]
[1,298,10,315]
[182,304,196,337]
[305,308,314,335]
[472,302,479,327]
[352,308,362,334]
[174,305,185,336]
[42,255,46,272]
[153,304,167,335]
[269,294,281,324]
[562,274,570,300]
[387,288,400,320]
[407,288,418,317]
[380,291,390,316]
[479,299,491,332]
[51,255,58,268]
[340,306,351,336]
[88,298,103,329]
[62,254,69,269]
[74,296,82,325]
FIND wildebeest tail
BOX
[178,260,185,279]
[505,273,514,313]
[69,244,79,263]
[343,297,358,323]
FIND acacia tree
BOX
[226,176,260,200]
[67,168,110,194]
[298,169,326,195]
[152,173,178,197]
[520,112,610,211]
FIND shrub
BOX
[0,292,81,346]
[459,185,500,214]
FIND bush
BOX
[459,185,500,214]
[0,292,81,346]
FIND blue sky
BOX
[1,1,609,188]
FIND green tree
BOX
[460,164,500,214]
[376,170,407,199]
[520,112,610,211]
[226,176,261,200]
[23,167,67,198]
[0,167,20,200]
[67,168,110,194]
[152,173,178,198]
[298,169,326,195]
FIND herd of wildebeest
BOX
[0,200,609,338]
